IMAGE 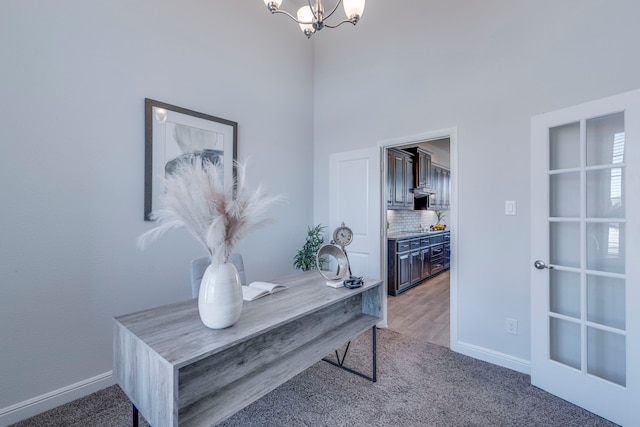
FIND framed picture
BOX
[144,98,237,221]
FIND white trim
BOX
[377,127,457,149]
[448,128,459,350]
[452,341,531,375]
[378,147,389,329]
[378,126,459,350]
[0,371,114,426]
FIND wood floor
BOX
[386,270,450,348]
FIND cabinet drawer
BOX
[410,239,421,250]
[430,234,444,244]
[430,244,444,258]
[420,237,430,248]
[397,240,411,252]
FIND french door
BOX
[531,89,640,426]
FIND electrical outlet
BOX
[506,318,518,335]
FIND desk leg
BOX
[372,325,377,382]
[322,326,377,382]
[132,404,139,427]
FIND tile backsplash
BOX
[387,210,447,234]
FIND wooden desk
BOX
[113,271,383,427]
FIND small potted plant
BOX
[293,224,327,271]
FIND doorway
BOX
[380,128,458,348]
[387,270,450,346]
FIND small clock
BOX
[332,222,353,247]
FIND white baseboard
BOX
[0,371,114,427]
[451,341,531,375]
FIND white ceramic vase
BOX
[198,262,243,329]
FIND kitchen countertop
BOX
[387,230,449,240]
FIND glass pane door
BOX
[548,112,626,386]
[531,88,640,426]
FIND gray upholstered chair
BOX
[190,253,246,298]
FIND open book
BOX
[241,281,287,301]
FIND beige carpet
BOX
[12,328,617,427]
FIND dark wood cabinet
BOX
[404,147,432,190]
[397,252,411,290]
[410,250,422,284]
[420,237,431,279]
[430,244,445,275]
[387,149,414,210]
[444,233,451,269]
[388,238,418,296]
[430,164,450,210]
[432,166,442,209]
[442,168,450,209]
[428,232,446,276]
[388,231,450,296]
[393,153,405,206]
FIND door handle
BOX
[534,260,553,270]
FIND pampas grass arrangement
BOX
[138,158,282,265]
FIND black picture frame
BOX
[144,98,238,221]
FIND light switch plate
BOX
[505,200,516,215]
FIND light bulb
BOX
[264,0,282,8]
[297,6,315,36]
[343,0,365,20]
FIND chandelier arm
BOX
[306,0,317,20]
[321,0,343,21]
[271,8,309,25]
[323,18,357,28]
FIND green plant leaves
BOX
[293,224,327,271]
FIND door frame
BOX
[378,127,458,346]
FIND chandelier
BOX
[263,0,366,39]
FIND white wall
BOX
[0,0,314,419]
[313,0,640,365]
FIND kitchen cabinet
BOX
[388,237,421,295]
[430,164,450,210]
[404,147,432,190]
[387,148,414,210]
[397,251,411,290]
[410,244,422,284]
[429,233,446,276]
[444,232,451,269]
[388,231,450,296]
[388,239,412,294]
[420,237,431,280]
